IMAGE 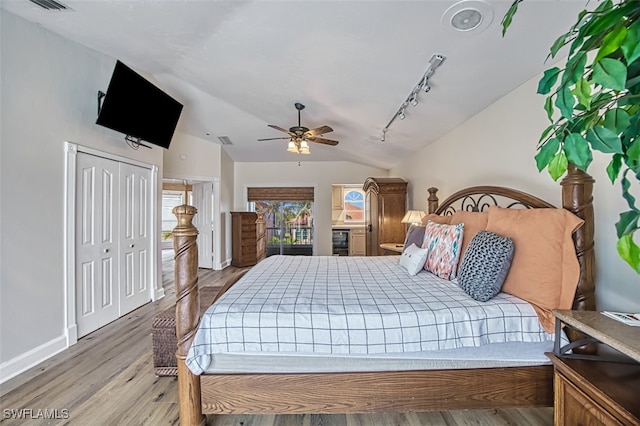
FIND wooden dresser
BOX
[363,177,407,256]
[549,310,640,426]
[231,211,266,267]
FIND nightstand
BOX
[549,310,640,425]
[379,243,403,255]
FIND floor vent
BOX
[217,136,233,145]
[28,0,71,11]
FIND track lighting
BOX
[381,53,446,139]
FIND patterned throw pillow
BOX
[422,221,464,280]
[398,243,429,276]
[457,230,514,302]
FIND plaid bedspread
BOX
[186,255,552,374]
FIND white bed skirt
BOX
[203,339,557,374]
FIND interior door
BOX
[75,153,119,337]
[192,182,214,269]
[119,162,152,315]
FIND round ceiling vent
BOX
[441,0,494,34]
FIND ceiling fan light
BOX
[287,141,298,153]
[300,140,309,149]
[300,146,310,154]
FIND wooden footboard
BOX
[172,165,596,425]
[200,366,553,414]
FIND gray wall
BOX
[0,12,164,379]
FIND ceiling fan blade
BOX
[258,137,290,141]
[267,124,293,134]
[305,125,333,137]
[307,136,339,146]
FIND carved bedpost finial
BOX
[427,187,439,214]
[172,205,205,426]
[561,164,597,354]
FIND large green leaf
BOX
[544,96,554,121]
[595,26,627,62]
[603,108,631,133]
[616,210,640,238]
[627,139,640,167]
[535,138,560,171]
[622,19,640,64]
[592,58,627,90]
[555,86,576,120]
[501,0,522,36]
[548,152,568,180]
[562,52,587,86]
[621,171,637,209]
[563,133,593,170]
[549,32,570,59]
[607,154,623,183]
[537,67,561,95]
[586,126,624,154]
[617,234,640,274]
[581,1,636,40]
[572,77,592,109]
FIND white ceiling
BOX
[2,0,584,169]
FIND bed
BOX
[171,164,596,425]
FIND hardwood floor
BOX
[0,251,553,425]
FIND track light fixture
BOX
[381,54,446,139]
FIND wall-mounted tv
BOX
[96,60,183,149]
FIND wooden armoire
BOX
[363,177,408,256]
[231,211,266,267]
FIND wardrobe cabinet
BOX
[363,177,407,256]
[231,211,266,267]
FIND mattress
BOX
[188,255,555,375]
[203,340,558,374]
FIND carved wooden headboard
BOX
[424,165,596,346]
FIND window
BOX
[344,190,364,222]
[161,190,186,241]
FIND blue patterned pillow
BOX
[457,230,514,302]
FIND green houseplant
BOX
[502,0,640,273]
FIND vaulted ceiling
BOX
[2,0,584,169]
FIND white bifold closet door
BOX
[75,152,151,338]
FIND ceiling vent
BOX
[441,0,493,35]
[217,136,233,145]
[28,0,71,10]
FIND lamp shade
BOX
[401,210,426,224]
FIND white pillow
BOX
[398,243,429,276]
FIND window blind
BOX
[247,187,314,201]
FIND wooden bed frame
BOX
[171,164,596,425]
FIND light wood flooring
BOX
[0,251,553,425]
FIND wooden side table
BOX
[549,310,640,425]
[379,243,403,255]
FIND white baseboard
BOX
[0,335,67,385]
[220,258,231,269]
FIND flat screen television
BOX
[96,60,183,149]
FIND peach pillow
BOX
[450,211,489,264]
[485,206,584,333]
[420,213,451,226]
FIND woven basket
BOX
[152,286,221,376]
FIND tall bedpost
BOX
[427,187,439,214]
[561,164,597,352]
[172,205,206,426]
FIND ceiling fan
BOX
[258,103,339,154]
